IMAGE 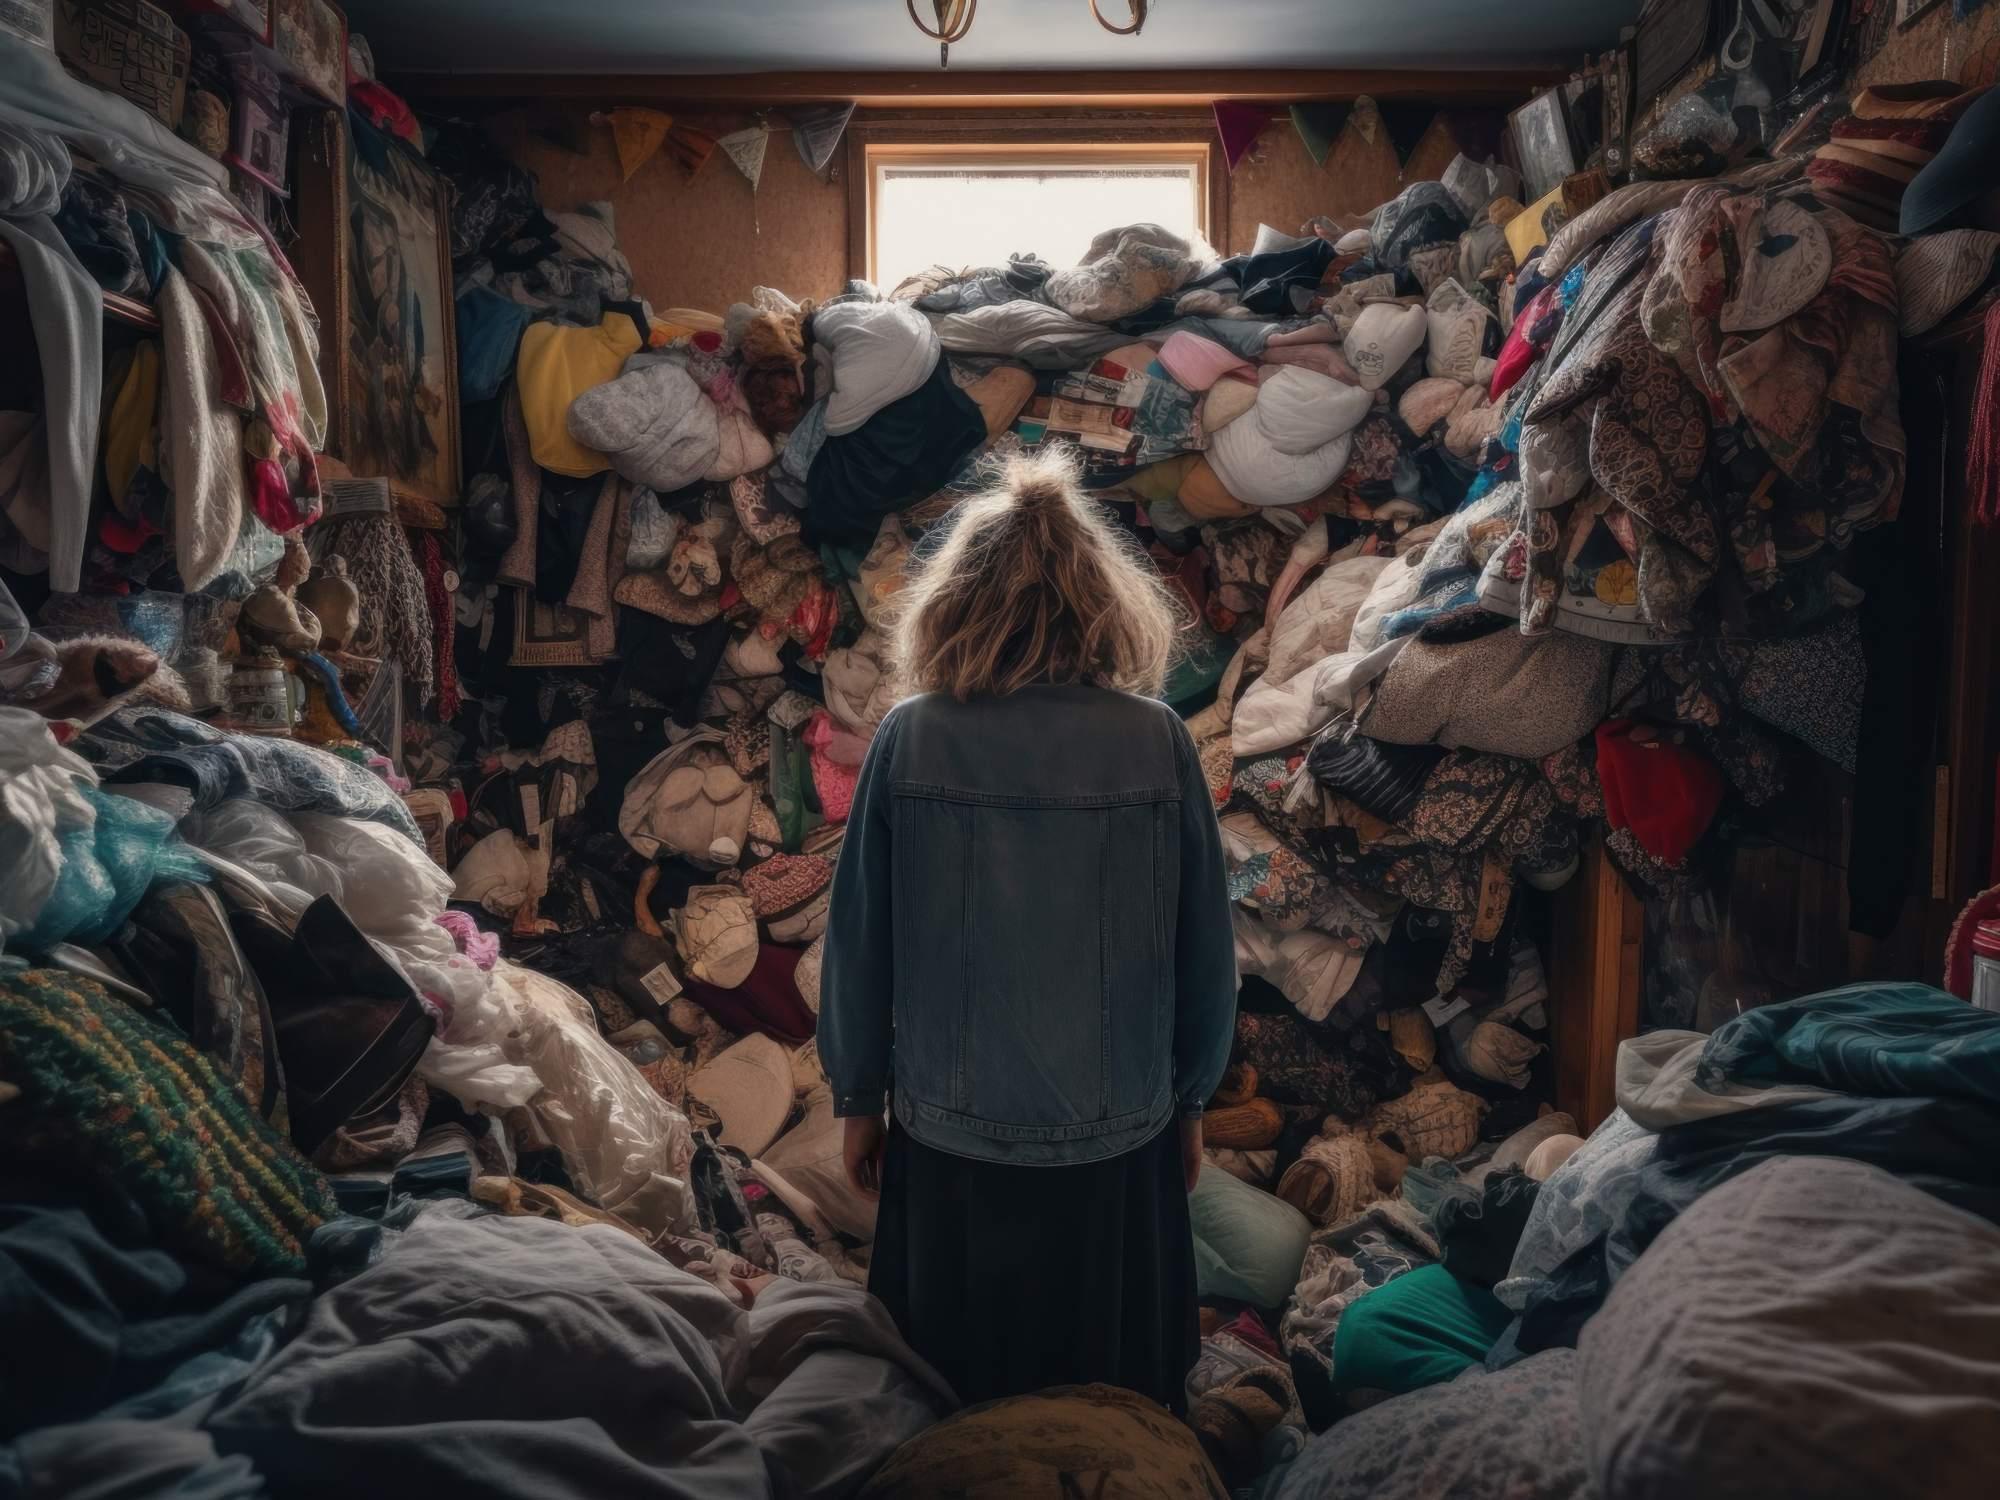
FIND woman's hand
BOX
[1180,1115,1204,1194]
[843,1114,887,1199]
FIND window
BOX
[865,142,1212,291]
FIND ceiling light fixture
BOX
[907,0,976,67]
[907,1,1149,68]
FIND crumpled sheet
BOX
[202,1209,953,1500]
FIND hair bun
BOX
[1005,449,1081,513]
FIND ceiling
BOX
[345,0,1641,77]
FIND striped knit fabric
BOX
[0,968,338,1278]
[1807,83,1984,231]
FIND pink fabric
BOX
[436,909,501,970]
[1490,284,1558,400]
[1157,331,1254,392]
[803,710,861,821]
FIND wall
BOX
[1227,112,1468,241]
[1640,1,2000,134]
[497,109,850,313]
[498,103,1487,313]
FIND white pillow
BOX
[1343,303,1427,391]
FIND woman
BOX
[820,448,1237,1414]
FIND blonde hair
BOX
[890,446,1185,701]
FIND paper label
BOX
[640,963,683,1006]
[1423,994,1471,1028]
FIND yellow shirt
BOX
[515,313,646,477]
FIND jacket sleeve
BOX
[1170,715,1238,1117]
[820,707,901,1119]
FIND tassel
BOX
[1971,301,2000,525]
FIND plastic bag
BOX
[182,798,346,913]
[17,784,207,950]
[491,960,696,1237]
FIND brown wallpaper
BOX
[1227,112,1465,242]
[497,110,849,313]
[499,104,1482,313]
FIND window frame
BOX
[844,112,1231,285]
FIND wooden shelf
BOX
[0,239,161,332]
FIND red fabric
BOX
[350,80,421,149]
[1594,720,1725,866]
[1971,302,2000,526]
[1490,285,1557,400]
[683,942,815,1043]
[420,531,461,720]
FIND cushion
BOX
[1179,455,1255,519]
[1201,376,1262,434]
[1424,279,1495,386]
[814,299,941,437]
[758,1083,877,1240]
[704,390,775,481]
[1343,304,1428,391]
[671,885,761,990]
[618,731,754,866]
[1579,1157,2000,1500]
[1190,1163,1312,1308]
[566,359,721,492]
[795,932,825,1014]
[1331,1264,1514,1395]
[822,628,898,734]
[1397,377,1468,436]
[1363,629,1612,759]
[1044,221,1199,324]
[1158,330,1254,391]
[1274,1349,1587,1500]
[960,362,1036,438]
[1210,367,1371,508]
[685,1032,793,1155]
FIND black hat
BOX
[1902,86,2000,238]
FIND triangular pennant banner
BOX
[792,102,855,176]
[1350,94,1382,146]
[718,126,769,191]
[1379,101,1436,166]
[595,107,674,183]
[1213,100,1267,173]
[1289,102,1352,168]
[666,123,717,176]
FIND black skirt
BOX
[868,1120,1199,1415]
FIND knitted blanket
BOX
[0,967,336,1277]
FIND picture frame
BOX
[272,0,344,106]
[1896,0,1945,27]
[290,109,462,515]
[1509,87,1578,203]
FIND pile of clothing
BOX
[1263,983,2000,1500]
[0,701,951,1498]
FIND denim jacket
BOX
[820,685,1238,1166]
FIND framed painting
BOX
[1509,87,1578,203]
[292,109,461,514]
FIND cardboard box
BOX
[55,0,191,130]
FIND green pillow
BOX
[1331,1264,1513,1395]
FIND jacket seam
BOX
[1098,808,1110,1119]
[956,799,974,1115]
[890,782,1177,809]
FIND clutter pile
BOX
[7,0,2000,1488]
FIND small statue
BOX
[296,557,362,652]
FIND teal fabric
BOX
[1189,1164,1311,1308]
[1697,982,2000,1105]
[1331,1264,1512,1395]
